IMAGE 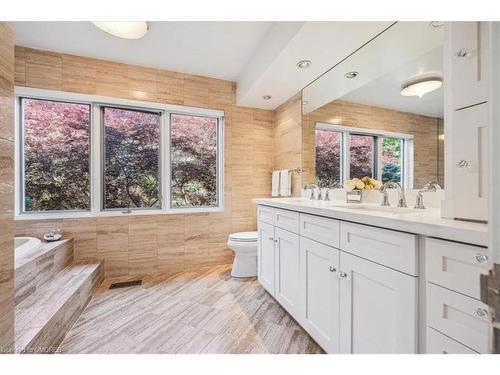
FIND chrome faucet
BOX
[379,181,407,208]
[414,181,441,209]
[304,183,320,200]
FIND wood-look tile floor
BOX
[59,264,324,354]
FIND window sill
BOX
[15,206,225,221]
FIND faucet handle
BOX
[379,188,391,206]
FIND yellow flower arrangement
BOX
[344,176,382,191]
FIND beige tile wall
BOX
[14,46,273,278]
[302,100,443,189]
[273,93,302,196]
[0,22,15,351]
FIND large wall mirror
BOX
[301,22,444,191]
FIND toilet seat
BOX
[228,231,258,243]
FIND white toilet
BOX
[227,231,258,277]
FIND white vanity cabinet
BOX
[339,252,417,353]
[425,237,491,353]
[257,205,419,354]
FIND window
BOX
[170,113,219,208]
[16,88,224,218]
[315,123,413,188]
[103,107,161,210]
[21,98,91,212]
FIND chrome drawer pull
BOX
[475,254,488,264]
[474,308,488,319]
[339,271,348,278]
[457,159,471,168]
[456,48,472,58]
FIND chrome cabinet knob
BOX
[274,239,278,243]
[339,271,348,278]
[474,308,488,319]
[475,254,488,264]
[329,266,336,273]
[456,48,472,58]
[457,160,471,168]
[268,237,274,241]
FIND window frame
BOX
[18,96,94,215]
[315,122,414,188]
[100,105,163,212]
[14,87,224,220]
[166,112,223,213]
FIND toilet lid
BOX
[229,231,258,242]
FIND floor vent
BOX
[109,280,142,289]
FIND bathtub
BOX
[15,237,42,267]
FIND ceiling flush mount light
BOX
[92,21,148,39]
[262,95,272,100]
[297,60,312,69]
[302,100,309,105]
[401,77,443,98]
[430,21,445,28]
[344,71,359,79]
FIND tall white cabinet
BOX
[446,22,491,221]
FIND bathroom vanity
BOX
[254,198,490,354]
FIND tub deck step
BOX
[15,261,103,353]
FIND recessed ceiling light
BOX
[302,100,309,105]
[430,21,445,28]
[92,22,148,39]
[262,95,272,100]
[401,77,442,98]
[297,60,312,69]
[344,71,359,79]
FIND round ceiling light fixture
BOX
[262,95,272,100]
[302,100,309,105]
[344,71,359,79]
[296,60,312,69]
[430,21,445,28]
[92,22,148,39]
[401,77,443,98]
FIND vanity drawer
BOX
[299,213,340,248]
[426,327,478,354]
[425,238,489,299]
[339,222,418,276]
[274,208,300,234]
[257,206,274,225]
[427,283,490,353]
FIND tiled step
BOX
[15,261,104,353]
[15,239,74,305]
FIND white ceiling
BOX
[342,46,444,118]
[13,21,394,109]
[13,21,274,81]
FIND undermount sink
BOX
[328,203,421,214]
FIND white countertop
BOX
[254,198,488,247]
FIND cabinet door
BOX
[339,252,418,353]
[450,22,489,110]
[451,102,488,221]
[299,237,340,354]
[274,227,300,317]
[257,221,276,295]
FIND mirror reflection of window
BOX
[349,134,374,179]
[315,129,342,188]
